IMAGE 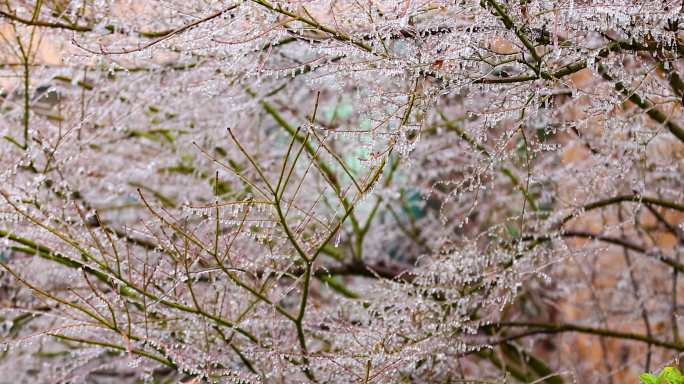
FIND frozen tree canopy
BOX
[0,0,683,382]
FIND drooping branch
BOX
[0,8,92,32]
[598,64,684,144]
[559,195,684,227]
[488,322,684,351]
[522,230,684,273]
[73,4,240,55]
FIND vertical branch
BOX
[645,204,684,345]
[17,0,43,149]
[618,206,653,371]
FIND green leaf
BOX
[505,223,520,239]
[641,367,684,384]
[660,366,684,384]
[214,146,227,157]
[638,373,658,384]
[209,177,231,196]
